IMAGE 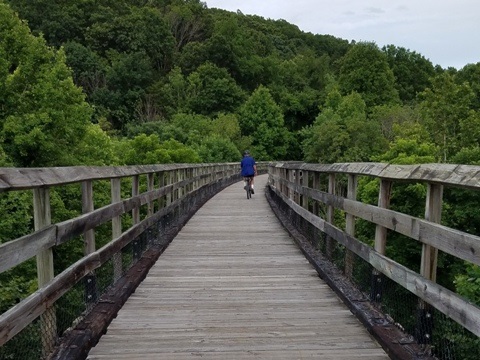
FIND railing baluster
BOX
[82,180,97,307]
[111,178,122,281]
[371,179,392,302]
[345,174,357,279]
[326,173,335,259]
[34,187,56,356]
[416,183,443,345]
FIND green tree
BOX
[301,90,387,163]
[90,51,154,131]
[0,3,92,167]
[165,0,211,51]
[382,45,435,103]
[186,62,245,115]
[369,104,422,142]
[455,62,480,111]
[7,0,96,46]
[63,41,107,98]
[86,5,174,72]
[418,72,478,162]
[119,133,200,165]
[196,135,241,162]
[238,86,291,160]
[75,123,120,165]
[339,42,399,108]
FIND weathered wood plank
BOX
[271,184,480,337]
[0,226,56,273]
[278,162,480,190]
[272,173,480,266]
[87,175,388,359]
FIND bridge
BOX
[1,162,479,359]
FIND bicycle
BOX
[244,176,253,199]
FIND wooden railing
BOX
[267,162,480,356]
[1,161,479,359]
[0,163,269,359]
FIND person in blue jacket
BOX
[240,150,257,193]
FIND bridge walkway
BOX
[86,175,389,359]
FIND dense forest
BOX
[1,0,480,352]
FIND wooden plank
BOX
[0,163,247,192]
[0,226,56,273]
[82,180,95,254]
[284,162,480,190]
[421,183,442,282]
[87,175,388,360]
[374,179,391,255]
[272,173,480,266]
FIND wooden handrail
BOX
[268,162,480,339]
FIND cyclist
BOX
[240,150,257,194]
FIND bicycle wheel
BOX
[246,185,251,199]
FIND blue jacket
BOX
[241,156,256,176]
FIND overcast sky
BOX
[204,0,480,69]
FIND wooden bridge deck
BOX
[86,175,389,359]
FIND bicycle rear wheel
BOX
[245,178,252,199]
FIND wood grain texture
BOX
[87,175,388,360]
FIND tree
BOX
[7,0,96,46]
[339,42,399,108]
[196,135,241,162]
[63,41,107,97]
[455,62,480,111]
[382,45,435,103]
[301,89,387,163]
[186,62,245,116]
[0,3,92,167]
[119,133,200,165]
[238,86,291,160]
[86,5,174,71]
[418,72,478,162]
[90,51,154,131]
[165,0,211,51]
[369,104,422,143]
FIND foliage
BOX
[0,3,93,166]
[196,135,241,162]
[301,89,387,163]
[186,62,245,116]
[455,264,480,305]
[119,133,201,165]
[418,72,478,162]
[339,42,400,108]
[238,86,291,160]
[382,45,435,103]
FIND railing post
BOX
[345,174,357,278]
[34,187,56,357]
[370,179,392,302]
[326,173,335,259]
[147,173,155,217]
[132,175,141,261]
[111,178,122,281]
[82,180,97,307]
[158,171,165,208]
[166,170,173,206]
[416,183,443,345]
[312,172,321,248]
[302,170,308,209]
